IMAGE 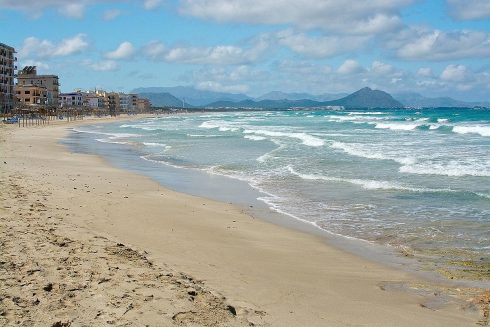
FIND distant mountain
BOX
[329,87,402,108]
[132,86,251,106]
[138,92,192,108]
[256,91,317,101]
[206,87,403,109]
[206,99,323,109]
[393,92,488,108]
[256,91,348,101]
[315,92,350,101]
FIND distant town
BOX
[1,42,152,120]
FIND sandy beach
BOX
[1,116,488,326]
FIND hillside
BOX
[393,92,489,108]
[138,92,191,108]
[329,87,403,108]
[205,87,403,109]
[133,86,250,106]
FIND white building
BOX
[84,92,105,109]
[59,91,83,107]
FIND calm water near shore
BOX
[65,108,490,281]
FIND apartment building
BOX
[106,92,120,116]
[83,92,105,109]
[17,66,59,107]
[136,98,151,112]
[59,91,83,107]
[15,84,48,105]
[0,42,16,114]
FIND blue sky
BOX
[1,0,490,101]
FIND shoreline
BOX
[1,117,488,326]
[67,115,490,289]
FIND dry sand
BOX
[1,116,488,326]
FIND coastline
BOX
[1,117,487,326]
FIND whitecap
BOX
[95,138,130,145]
[143,142,168,148]
[452,125,490,137]
[400,161,490,177]
[287,166,447,193]
[330,142,415,165]
[243,129,324,147]
[374,122,420,131]
[244,135,267,141]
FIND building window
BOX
[25,90,30,94]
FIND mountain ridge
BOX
[133,85,489,109]
[205,87,402,109]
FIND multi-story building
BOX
[0,42,16,114]
[118,93,141,113]
[83,92,105,109]
[17,66,59,107]
[136,98,151,112]
[15,84,48,106]
[130,94,138,110]
[59,91,83,107]
[106,92,120,116]
[119,93,131,112]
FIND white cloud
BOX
[143,37,270,65]
[144,0,163,10]
[86,60,119,71]
[165,46,244,64]
[105,41,136,60]
[186,59,490,101]
[389,28,490,60]
[196,81,249,93]
[19,34,89,59]
[0,0,164,18]
[58,3,85,19]
[103,9,122,21]
[370,61,393,75]
[447,0,490,20]
[180,0,411,35]
[142,41,167,60]
[440,64,467,81]
[190,65,265,94]
[417,67,433,77]
[337,60,364,74]
[275,30,370,58]
[1,0,90,18]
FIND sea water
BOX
[69,108,490,278]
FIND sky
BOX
[1,0,490,101]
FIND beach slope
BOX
[0,120,485,326]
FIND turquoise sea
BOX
[69,108,490,279]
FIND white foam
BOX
[437,118,449,123]
[374,122,420,131]
[140,154,185,170]
[287,166,450,193]
[452,125,490,137]
[199,120,241,132]
[73,128,142,139]
[187,134,222,138]
[400,161,490,177]
[330,142,415,165]
[256,140,285,163]
[143,142,168,148]
[347,112,385,115]
[244,135,267,141]
[95,138,130,145]
[325,115,386,123]
[243,129,324,147]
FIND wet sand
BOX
[1,117,488,326]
